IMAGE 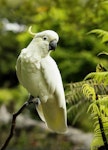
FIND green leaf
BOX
[88,29,108,43]
[84,72,108,85]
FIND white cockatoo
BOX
[16,26,67,133]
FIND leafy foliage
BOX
[66,73,108,125]
[0,0,108,87]
[88,29,108,43]
[66,50,108,149]
[66,63,108,149]
[83,84,108,150]
[85,72,108,85]
[84,62,108,86]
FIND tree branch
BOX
[0,96,35,150]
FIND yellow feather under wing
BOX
[41,98,67,133]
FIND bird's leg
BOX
[32,97,40,106]
[28,94,34,102]
[28,94,40,106]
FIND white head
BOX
[28,26,59,52]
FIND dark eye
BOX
[43,36,47,40]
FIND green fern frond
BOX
[66,77,108,134]
[91,129,105,150]
[66,79,108,105]
[66,79,108,122]
[98,51,108,57]
[66,80,97,103]
[88,103,100,116]
[89,107,108,150]
[66,81,92,125]
[81,83,108,149]
[91,116,108,150]
[96,63,107,72]
[67,99,89,125]
[88,29,108,43]
[82,83,96,100]
[84,72,108,85]
[95,96,108,107]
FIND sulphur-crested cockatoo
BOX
[16,26,67,133]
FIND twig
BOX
[0,96,35,150]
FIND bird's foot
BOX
[28,95,40,106]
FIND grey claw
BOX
[28,95,40,106]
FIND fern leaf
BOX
[67,99,89,125]
[84,72,108,85]
[82,83,96,100]
[66,79,108,105]
[66,78,108,131]
[88,103,100,117]
[91,117,108,150]
[89,95,108,149]
[98,51,108,57]
[81,83,108,149]
[96,63,107,72]
[88,29,108,43]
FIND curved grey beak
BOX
[49,40,57,51]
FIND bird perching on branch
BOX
[16,26,67,133]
